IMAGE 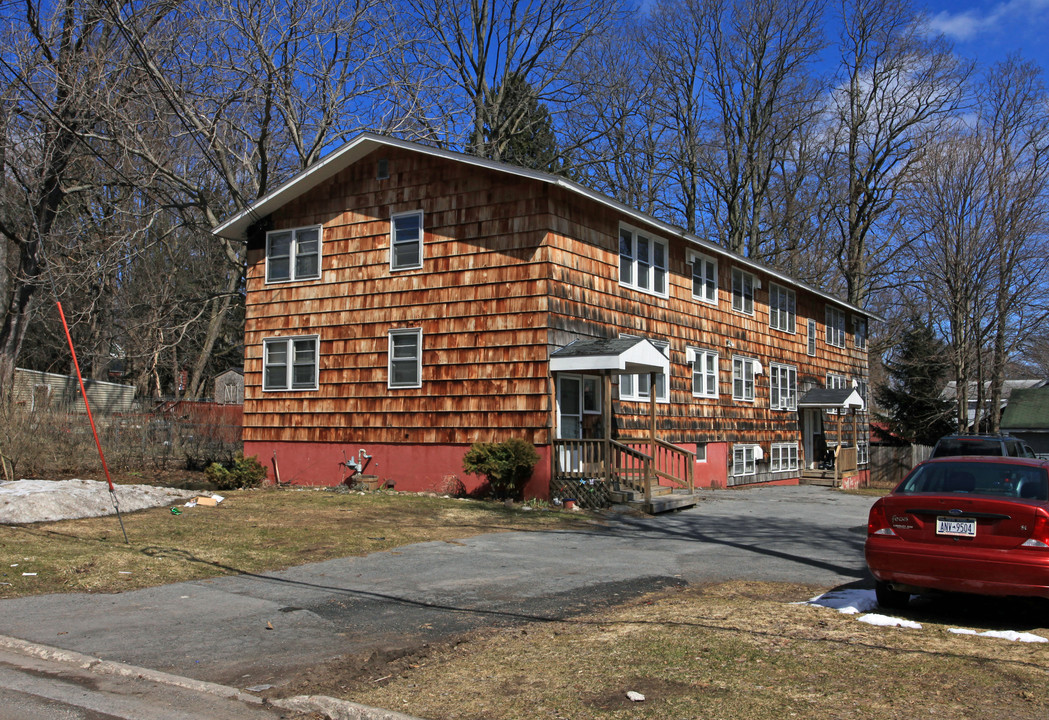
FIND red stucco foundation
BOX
[248,441,553,499]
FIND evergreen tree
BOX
[875,315,956,445]
[471,73,563,174]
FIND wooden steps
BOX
[609,486,698,514]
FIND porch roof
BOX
[549,337,669,375]
[798,387,865,410]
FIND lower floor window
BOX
[263,336,318,391]
[770,443,799,472]
[858,441,869,466]
[732,444,757,476]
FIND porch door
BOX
[803,409,825,469]
[557,375,583,440]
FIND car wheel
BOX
[875,581,910,610]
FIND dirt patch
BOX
[0,479,197,524]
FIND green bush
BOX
[204,452,267,490]
[462,438,540,500]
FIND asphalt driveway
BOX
[0,485,875,690]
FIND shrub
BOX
[204,452,267,490]
[462,438,539,500]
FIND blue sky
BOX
[919,0,1049,70]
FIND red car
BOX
[865,456,1049,609]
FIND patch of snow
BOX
[801,588,879,615]
[0,479,197,524]
[949,628,1048,643]
[858,613,922,629]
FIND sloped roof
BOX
[1001,387,1049,430]
[549,337,669,375]
[798,387,865,410]
[213,132,875,320]
[942,379,1044,402]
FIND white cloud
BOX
[924,0,1049,42]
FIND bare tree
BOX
[698,0,825,257]
[830,0,970,307]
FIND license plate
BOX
[936,517,976,537]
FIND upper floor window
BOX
[389,328,423,388]
[391,211,424,271]
[853,316,868,350]
[266,226,321,283]
[826,306,846,348]
[807,318,817,356]
[263,336,318,391]
[688,348,719,398]
[688,251,718,305]
[770,363,797,410]
[768,283,796,333]
[732,356,757,402]
[620,335,669,402]
[731,268,754,314]
[619,226,667,296]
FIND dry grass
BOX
[340,581,1049,720]
[0,489,591,599]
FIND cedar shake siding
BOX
[218,133,871,494]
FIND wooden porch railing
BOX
[551,437,694,508]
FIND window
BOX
[827,372,846,414]
[263,336,318,391]
[770,363,797,410]
[696,443,707,462]
[858,441,869,466]
[768,283,796,333]
[732,356,757,402]
[388,329,422,388]
[826,306,846,348]
[771,443,799,472]
[856,379,868,408]
[391,211,424,271]
[619,226,667,296]
[689,348,719,398]
[583,376,601,414]
[266,226,321,283]
[619,336,668,402]
[731,268,754,314]
[853,316,868,350]
[732,445,757,477]
[807,318,817,356]
[689,251,718,304]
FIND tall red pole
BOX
[56,301,128,542]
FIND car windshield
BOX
[932,438,1003,457]
[899,462,1049,500]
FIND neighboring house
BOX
[213,133,872,498]
[11,368,135,415]
[213,369,245,405]
[1001,386,1049,458]
[942,379,1045,430]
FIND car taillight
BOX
[867,502,897,537]
[1021,513,1049,548]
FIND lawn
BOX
[335,580,1049,720]
[0,488,592,599]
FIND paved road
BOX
[0,486,874,694]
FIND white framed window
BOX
[688,251,718,305]
[853,316,868,350]
[858,441,870,465]
[391,210,424,271]
[768,283,796,333]
[388,328,422,388]
[807,318,817,356]
[770,363,797,410]
[619,335,669,403]
[266,226,321,283]
[696,443,707,462]
[731,268,755,314]
[688,348,719,398]
[856,379,868,408]
[263,336,319,391]
[732,356,757,402]
[827,372,846,415]
[732,444,757,477]
[826,306,846,348]
[771,443,799,472]
[619,226,667,296]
